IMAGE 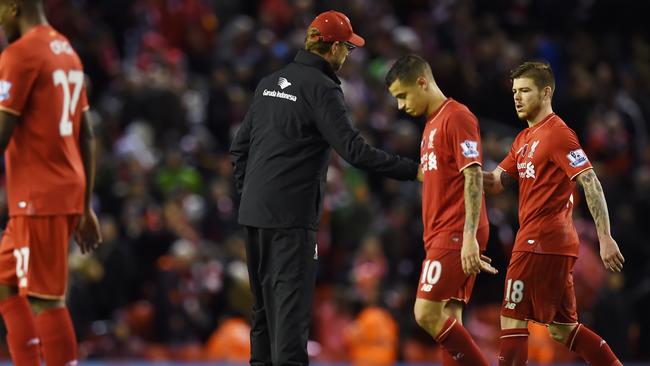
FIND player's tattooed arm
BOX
[463,164,483,235]
[461,164,483,275]
[577,169,610,237]
[577,168,625,272]
[0,111,18,152]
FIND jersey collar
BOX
[426,98,452,124]
[528,113,555,135]
[293,49,341,85]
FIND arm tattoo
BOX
[500,170,517,190]
[463,165,483,235]
[577,169,611,238]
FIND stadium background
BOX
[1,0,649,364]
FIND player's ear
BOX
[10,0,19,17]
[416,76,427,90]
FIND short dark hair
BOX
[385,54,432,87]
[510,61,555,93]
[304,27,334,55]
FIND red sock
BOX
[567,324,621,366]
[442,347,461,366]
[35,307,78,366]
[0,296,41,366]
[498,328,529,366]
[435,317,489,366]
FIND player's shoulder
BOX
[4,26,76,62]
[547,114,578,137]
[444,99,478,122]
[446,98,473,114]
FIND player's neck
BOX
[19,14,49,36]
[425,89,448,118]
[527,106,554,128]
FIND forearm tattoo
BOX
[578,170,611,237]
[500,170,517,189]
[464,166,483,234]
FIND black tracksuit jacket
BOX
[230,49,418,230]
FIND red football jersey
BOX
[0,25,87,216]
[420,99,489,250]
[499,113,593,257]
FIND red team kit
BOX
[0,25,88,299]
[417,98,489,303]
[499,113,592,324]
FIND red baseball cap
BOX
[309,10,365,47]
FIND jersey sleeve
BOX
[447,110,483,171]
[498,141,518,178]
[549,126,593,180]
[0,47,39,116]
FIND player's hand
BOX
[461,236,482,276]
[75,209,102,254]
[479,254,498,275]
[599,236,624,272]
[416,166,424,182]
[482,170,503,194]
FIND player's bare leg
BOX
[414,298,449,337]
[548,322,622,366]
[414,298,488,366]
[498,315,529,366]
[29,297,78,366]
[0,285,40,366]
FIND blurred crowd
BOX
[1,0,650,363]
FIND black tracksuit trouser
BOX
[245,226,318,366]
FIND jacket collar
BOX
[294,49,341,85]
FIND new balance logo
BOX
[26,338,40,347]
[420,284,433,292]
[278,77,292,89]
[600,340,606,347]
[505,302,517,310]
[452,353,464,361]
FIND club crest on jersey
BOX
[0,80,12,101]
[528,140,540,158]
[567,149,589,168]
[427,128,437,148]
[460,140,479,158]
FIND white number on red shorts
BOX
[13,248,30,288]
[505,279,525,303]
[420,260,442,292]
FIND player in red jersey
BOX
[386,54,497,366]
[483,61,624,366]
[0,0,101,365]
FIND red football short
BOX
[501,251,578,324]
[0,215,79,299]
[416,248,478,303]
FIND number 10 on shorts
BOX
[420,260,442,292]
[504,278,524,309]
